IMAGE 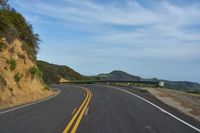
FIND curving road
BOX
[0,84,200,133]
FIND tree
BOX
[0,0,8,8]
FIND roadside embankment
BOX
[141,87,200,121]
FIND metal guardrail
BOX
[58,80,164,87]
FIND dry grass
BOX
[142,87,200,121]
[0,89,56,110]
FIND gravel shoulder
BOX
[141,87,200,121]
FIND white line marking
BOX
[84,107,89,116]
[0,89,60,115]
[110,86,200,132]
[71,108,77,115]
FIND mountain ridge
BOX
[37,60,90,84]
[37,60,200,93]
[94,70,142,81]
[95,70,200,92]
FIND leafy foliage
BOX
[43,86,49,91]
[0,74,7,86]
[6,59,16,71]
[14,72,22,83]
[0,0,40,60]
[0,41,7,52]
[28,66,43,78]
[37,60,90,84]
[0,0,8,7]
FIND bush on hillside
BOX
[6,59,16,71]
[0,0,40,60]
[0,41,7,52]
[28,66,43,79]
[37,60,89,84]
[14,72,22,83]
[0,74,7,86]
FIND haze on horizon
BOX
[9,0,200,83]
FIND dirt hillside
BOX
[0,38,53,109]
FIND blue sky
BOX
[9,0,200,82]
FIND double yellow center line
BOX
[63,88,92,133]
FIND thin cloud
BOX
[11,0,200,81]
[12,0,200,60]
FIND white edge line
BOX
[0,89,61,115]
[110,86,200,132]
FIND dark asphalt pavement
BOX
[0,84,200,133]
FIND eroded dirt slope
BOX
[0,38,53,109]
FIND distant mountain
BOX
[164,81,200,92]
[37,60,90,84]
[145,78,200,92]
[37,61,200,93]
[93,70,142,81]
[94,70,200,92]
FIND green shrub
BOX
[37,60,89,84]
[0,74,7,86]
[0,41,7,52]
[43,86,49,90]
[28,66,43,78]
[0,0,8,6]
[186,90,200,94]
[8,87,13,92]
[6,59,16,71]
[14,72,22,83]
[0,1,40,60]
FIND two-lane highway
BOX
[0,85,86,133]
[63,87,91,133]
[0,84,200,133]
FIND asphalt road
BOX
[0,84,200,133]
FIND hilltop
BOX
[94,70,200,93]
[164,81,200,93]
[0,1,53,108]
[37,60,90,84]
[36,61,200,93]
[94,70,142,81]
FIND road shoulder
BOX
[140,87,200,121]
[0,88,59,114]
